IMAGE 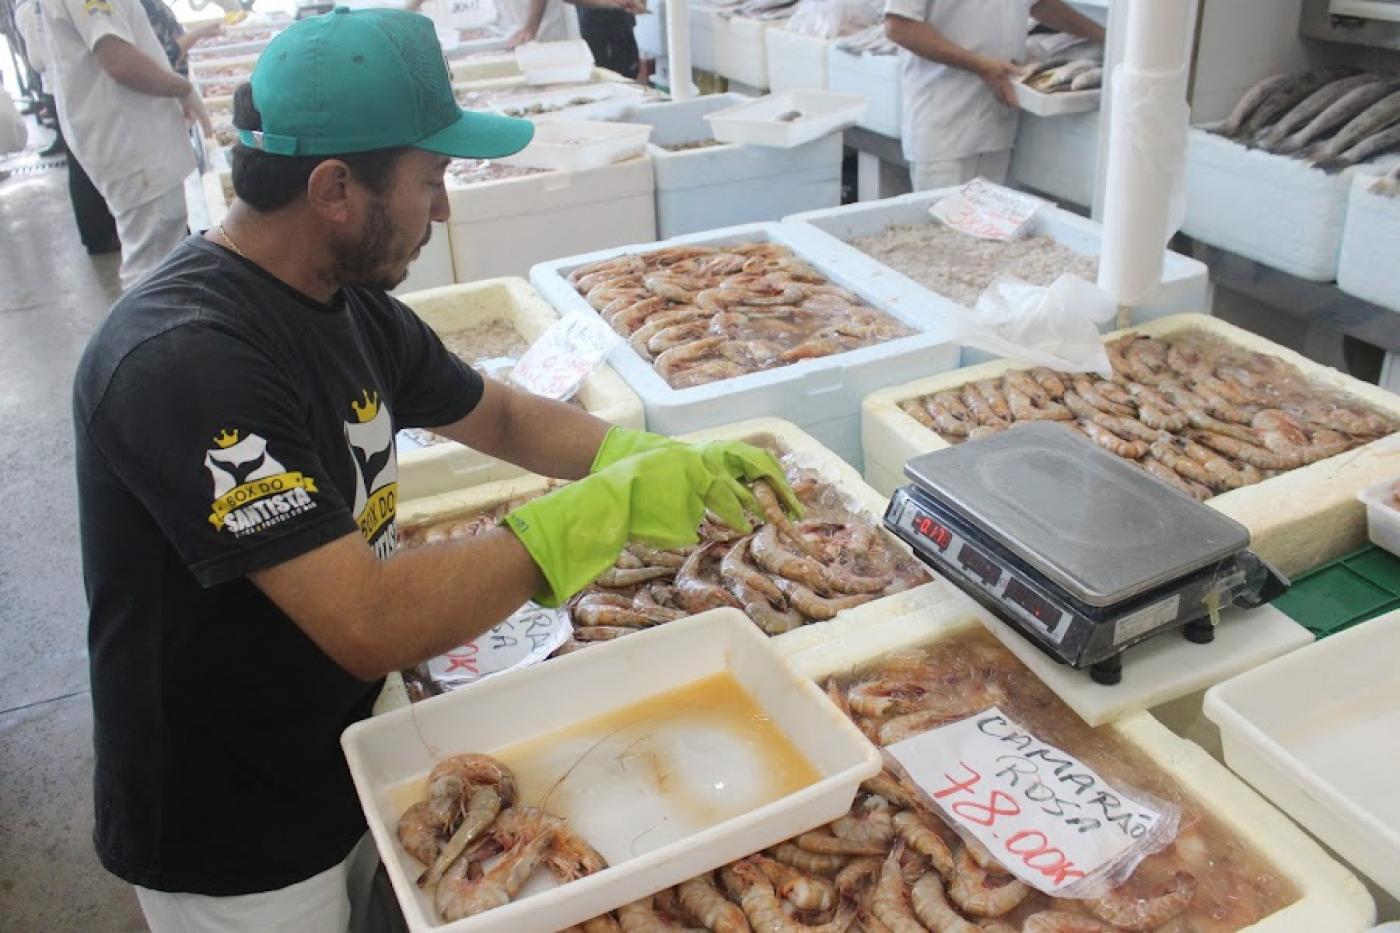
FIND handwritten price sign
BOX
[887,708,1171,896]
[426,603,572,690]
[510,313,620,401]
[930,178,1047,242]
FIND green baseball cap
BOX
[239,6,533,159]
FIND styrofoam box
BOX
[826,47,900,138]
[1205,609,1400,903]
[1357,476,1400,558]
[706,89,867,148]
[490,82,649,123]
[780,607,1376,932]
[634,7,664,59]
[1182,126,1363,281]
[394,278,643,501]
[501,120,652,173]
[1012,81,1100,117]
[515,39,595,85]
[530,224,961,466]
[623,94,841,238]
[448,51,522,84]
[784,187,1209,334]
[1338,169,1400,310]
[764,26,831,92]
[447,155,656,282]
[1010,110,1100,208]
[344,610,882,933]
[860,313,1400,578]
[711,13,780,90]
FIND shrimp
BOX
[910,873,980,933]
[892,810,955,878]
[611,297,672,335]
[959,383,1007,427]
[1022,911,1119,933]
[1088,871,1196,931]
[569,916,624,933]
[575,625,638,641]
[796,827,888,857]
[1149,437,1219,489]
[419,755,518,886]
[946,844,1029,918]
[751,524,829,590]
[1187,430,1298,471]
[1030,368,1069,399]
[1079,420,1150,459]
[1176,436,1263,490]
[753,479,818,558]
[1004,369,1049,405]
[775,578,876,621]
[571,254,645,284]
[846,678,933,718]
[596,566,674,588]
[645,274,700,303]
[651,245,720,265]
[753,854,838,911]
[925,391,977,437]
[870,844,925,933]
[656,337,726,383]
[1126,383,1189,431]
[1088,411,1159,444]
[722,536,783,603]
[618,896,707,933]
[723,860,857,933]
[1072,376,1137,416]
[974,379,1012,420]
[574,602,659,629]
[1141,455,1212,501]
[396,800,449,867]
[769,842,850,876]
[672,360,746,388]
[829,799,896,850]
[877,682,1007,744]
[1007,383,1074,421]
[434,820,556,921]
[900,399,937,431]
[545,824,608,883]
[675,542,742,613]
[834,857,882,901]
[650,321,713,355]
[677,874,752,933]
[629,544,690,570]
[1125,338,1173,384]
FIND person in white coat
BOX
[885,0,1103,191]
[41,0,199,289]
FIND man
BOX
[885,0,1104,191]
[74,8,793,930]
[42,0,202,288]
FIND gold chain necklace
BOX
[218,222,248,260]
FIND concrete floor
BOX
[0,153,146,930]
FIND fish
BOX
[1038,60,1099,91]
[1070,66,1103,91]
[1254,73,1381,149]
[1021,46,1102,84]
[1273,77,1400,154]
[1371,164,1400,196]
[1235,67,1361,140]
[1214,73,1293,137]
[1309,89,1400,166]
[1318,122,1400,171]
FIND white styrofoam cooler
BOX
[860,313,1400,578]
[530,223,962,467]
[346,610,882,933]
[784,187,1210,342]
[623,94,842,238]
[826,48,900,138]
[394,278,643,501]
[1205,609,1400,905]
[1338,170,1400,311]
[711,13,779,90]
[763,26,831,92]
[1357,476,1400,558]
[1010,110,1100,208]
[1182,126,1364,281]
[446,156,656,283]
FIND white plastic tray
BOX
[1205,610,1400,903]
[1013,80,1101,116]
[1357,476,1400,558]
[706,90,868,148]
[489,82,648,123]
[501,120,653,172]
[515,39,595,85]
[342,609,882,933]
[528,224,961,466]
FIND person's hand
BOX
[977,57,1021,108]
[505,446,761,606]
[589,426,680,472]
[609,0,648,13]
[505,26,536,50]
[182,92,214,138]
[189,22,224,42]
[692,440,802,517]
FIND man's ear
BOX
[306,159,355,224]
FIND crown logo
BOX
[213,429,240,449]
[351,389,380,424]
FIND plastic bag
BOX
[958,273,1117,377]
[785,0,879,38]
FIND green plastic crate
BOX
[1272,546,1400,639]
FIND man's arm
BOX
[885,13,1020,106]
[432,376,612,481]
[93,34,192,96]
[252,527,545,682]
[1030,0,1105,44]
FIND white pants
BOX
[113,183,188,291]
[135,835,379,933]
[910,149,1012,192]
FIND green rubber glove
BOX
[693,440,804,518]
[505,446,758,607]
[589,426,680,473]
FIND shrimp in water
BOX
[419,754,518,887]
[1088,871,1196,931]
[946,844,1029,918]
[434,819,555,921]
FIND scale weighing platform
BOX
[884,422,1289,685]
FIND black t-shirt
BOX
[73,236,484,896]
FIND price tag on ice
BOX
[427,603,572,690]
[887,707,1168,896]
[930,178,1047,241]
[509,313,620,401]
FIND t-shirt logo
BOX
[344,390,398,559]
[205,429,320,536]
[82,0,114,16]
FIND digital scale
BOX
[883,422,1289,685]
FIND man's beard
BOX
[331,197,430,291]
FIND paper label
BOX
[887,707,1166,896]
[426,603,572,690]
[1113,594,1180,646]
[509,313,619,400]
[929,178,1047,241]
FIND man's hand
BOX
[978,57,1021,108]
[188,21,224,42]
[183,92,213,137]
[505,25,536,49]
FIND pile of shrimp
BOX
[900,331,1397,501]
[567,629,1298,933]
[396,754,609,923]
[568,243,917,389]
[397,458,928,665]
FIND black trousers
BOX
[578,9,639,80]
[63,127,119,252]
